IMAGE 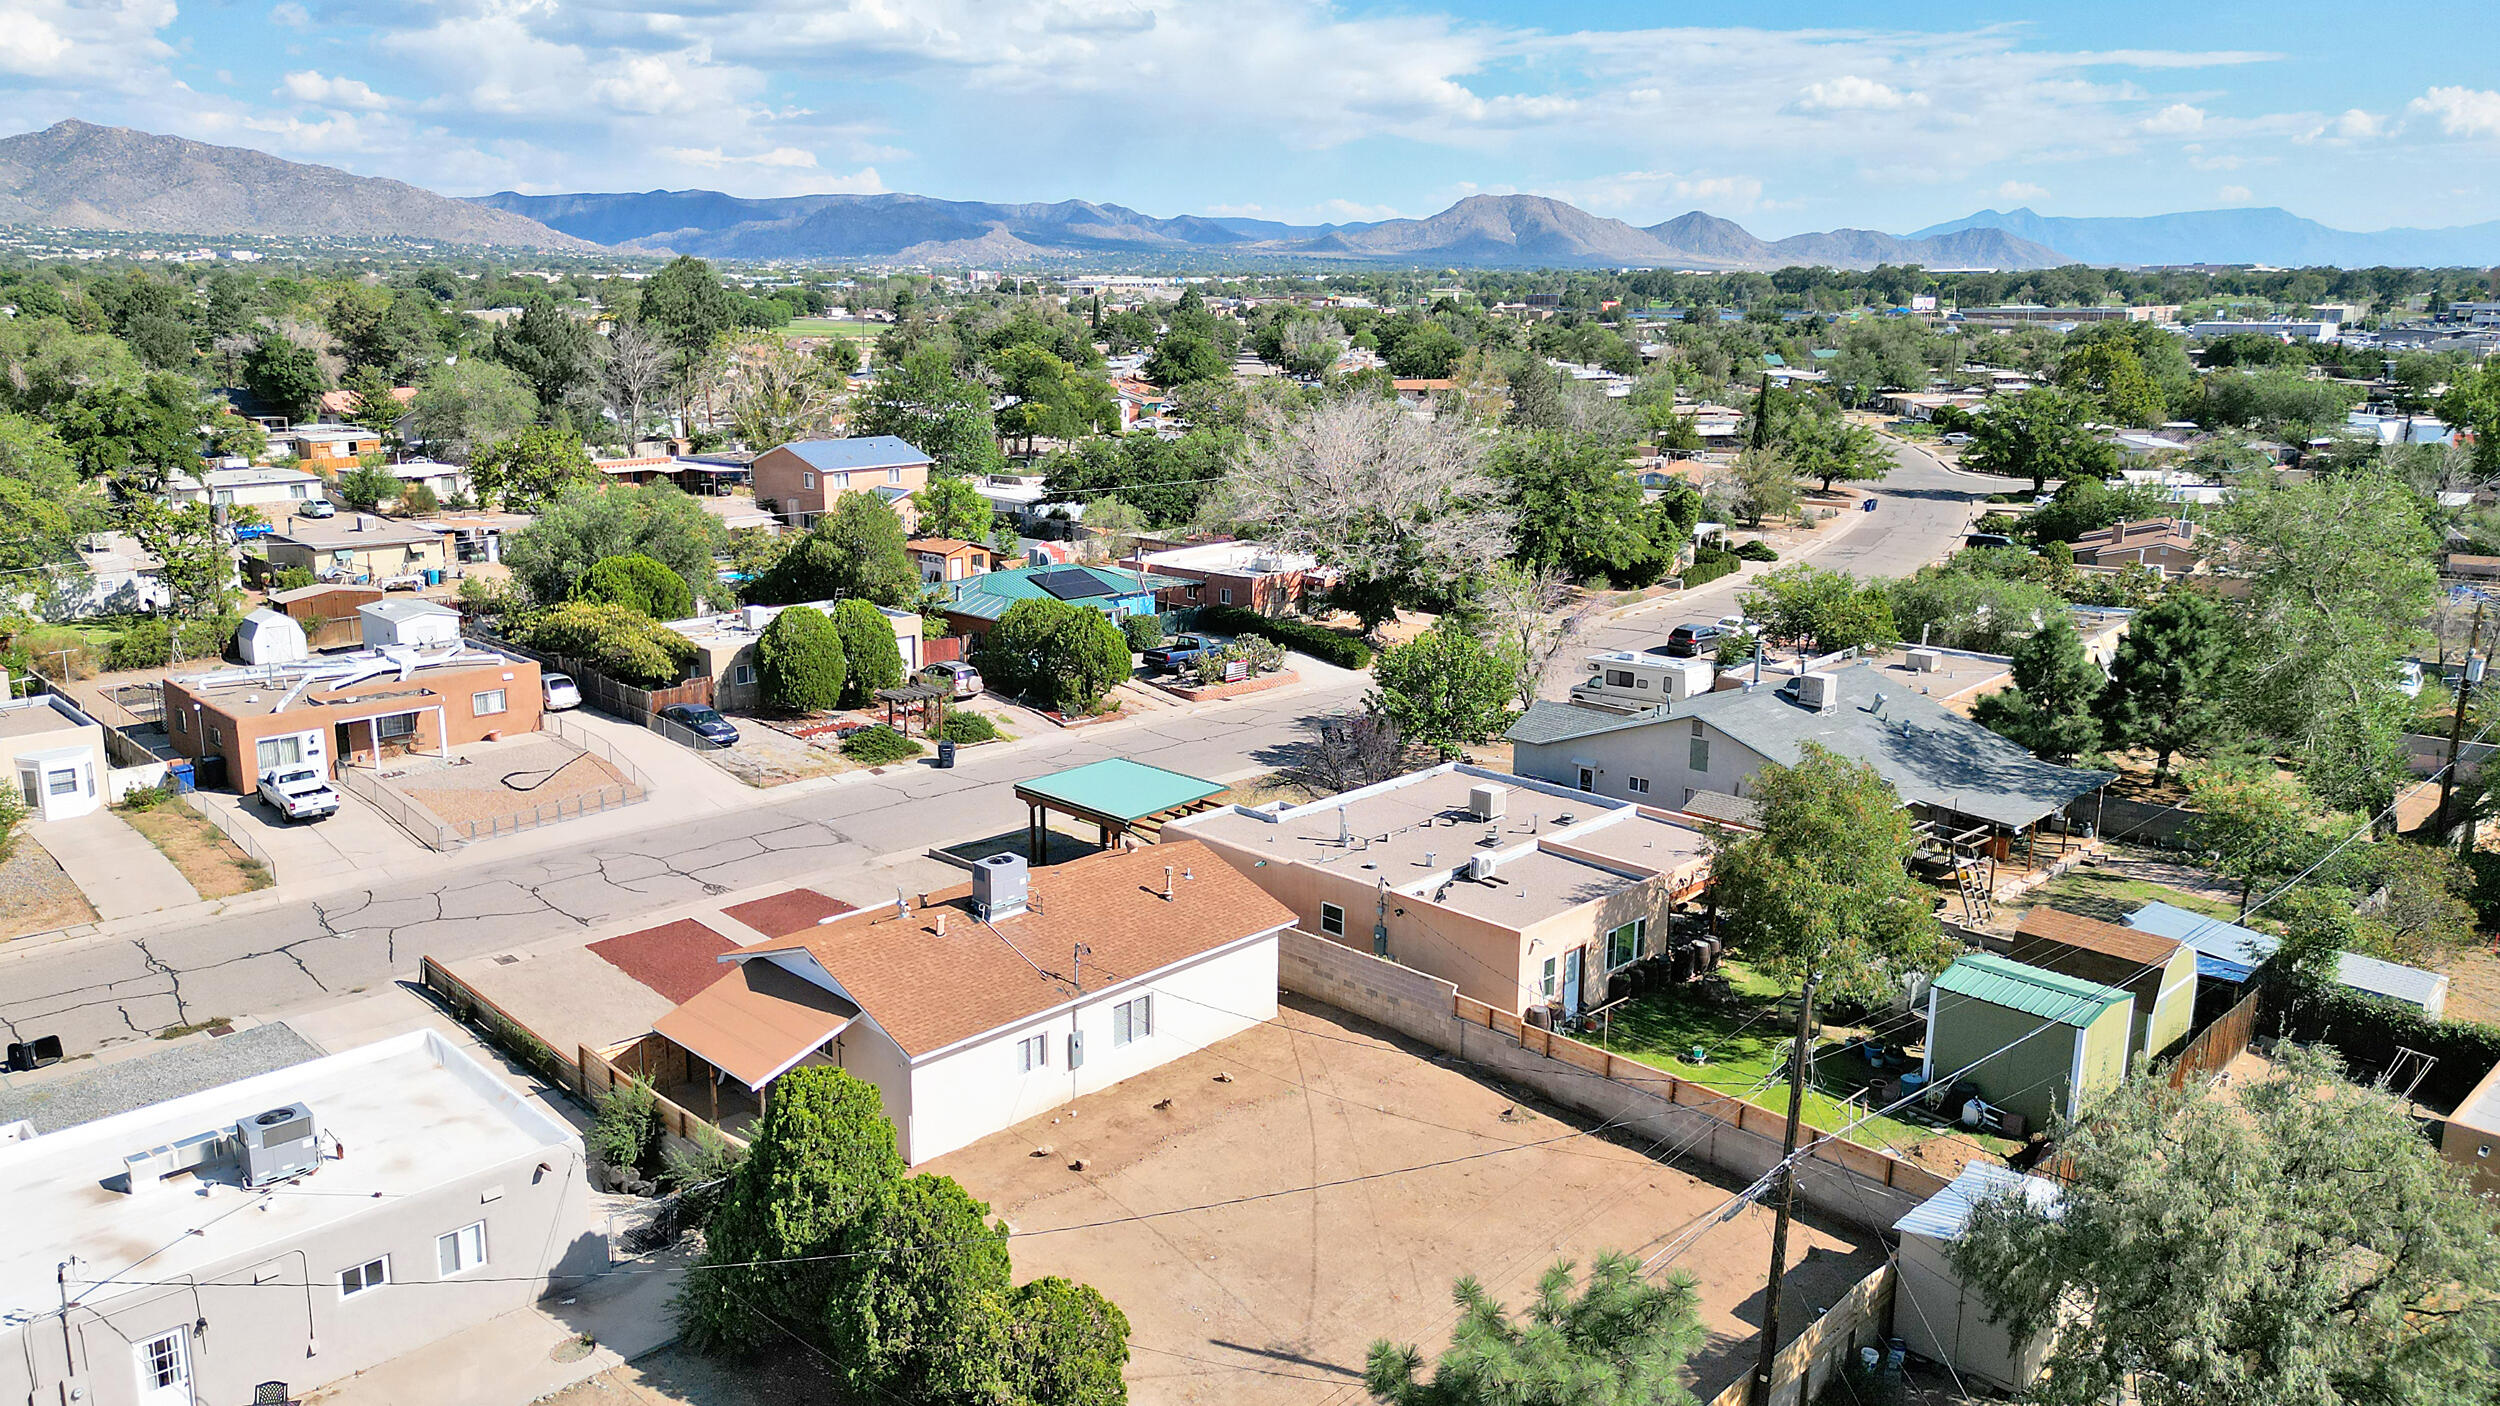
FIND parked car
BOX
[1713,615,1761,636]
[299,499,337,519]
[920,661,983,699]
[542,672,582,711]
[1940,431,1973,445]
[257,766,339,823]
[1965,532,2018,550]
[1142,634,1216,674]
[1663,623,1722,657]
[659,703,740,747]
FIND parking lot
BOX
[929,997,1884,1406]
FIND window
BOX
[1605,669,1635,689]
[1320,902,1345,937]
[802,471,816,489]
[1111,994,1153,1046]
[472,689,507,717]
[377,713,418,741]
[1576,766,1594,792]
[1219,587,1233,604]
[256,734,306,774]
[1016,1033,1048,1073]
[208,724,223,748]
[135,1330,188,1398]
[339,1256,389,1297]
[1540,958,1558,999]
[437,1221,487,1276]
[1605,919,1648,971]
[1626,776,1651,795]
[1688,728,1710,775]
[172,710,185,734]
[46,769,78,797]
[888,466,903,484]
[733,663,755,687]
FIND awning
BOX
[655,959,859,1092]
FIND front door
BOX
[1576,766,1595,792]
[134,1330,189,1406]
[1562,948,1583,1020]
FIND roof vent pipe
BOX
[1162,866,1175,900]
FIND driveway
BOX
[188,785,430,885]
[29,811,196,920]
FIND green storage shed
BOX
[1923,952,2132,1132]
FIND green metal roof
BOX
[939,564,1174,623]
[1933,953,2129,1028]
[1013,758,1227,823]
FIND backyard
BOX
[2016,846,2255,930]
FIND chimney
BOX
[934,912,947,937]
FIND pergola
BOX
[1012,758,1229,863]
[873,681,949,735]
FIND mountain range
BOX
[6,120,2500,270]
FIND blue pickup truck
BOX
[1142,633,1216,674]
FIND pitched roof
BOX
[1932,952,2130,1028]
[655,958,859,1091]
[1505,699,1666,746]
[742,840,1295,1059]
[2121,900,2449,1008]
[1678,789,1763,830]
[1894,1162,2063,1241]
[939,564,1168,622]
[769,435,934,472]
[2014,906,2186,969]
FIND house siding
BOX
[1512,718,1771,812]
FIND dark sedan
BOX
[658,703,740,747]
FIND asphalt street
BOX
[0,435,1996,1060]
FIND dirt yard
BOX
[388,736,634,827]
[120,802,272,898]
[927,998,1884,1406]
[0,839,96,941]
[541,1345,844,1406]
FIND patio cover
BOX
[655,959,859,1092]
[1013,757,1227,824]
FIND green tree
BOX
[755,605,848,714]
[640,255,737,359]
[830,598,905,707]
[1373,624,1521,758]
[825,1175,1013,1404]
[910,473,995,543]
[1972,617,2106,762]
[336,460,402,513]
[573,553,695,620]
[1142,332,1226,388]
[2186,760,2323,918]
[2057,340,2163,427]
[1504,358,1566,432]
[1737,564,1897,654]
[519,602,700,688]
[674,1066,904,1356]
[750,493,918,608]
[1886,565,2065,654]
[503,484,728,607]
[1365,1254,1704,1406]
[1385,322,1464,379]
[492,296,598,416]
[852,348,1006,477]
[411,358,538,463]
[118,498,230,618]
[1778,409,1890,493]
[1043,607,1134,714]
[2437,358,2500,477]
[975,596,1066,699]
[0,412,106,575]
[470,426,598,512]
[992,344,1115,453]
[2016,475,2176,546]
[242,334,328,421]
[1496,432,1676,584]
[1961,386,2119,494]
[1703,446,1803,528]
[1003,1277,1131,1406]
[54,382,198,489]
[2098,592,2228,783]
[1707,744,1951,1006]
[1949,1045,2500,1406]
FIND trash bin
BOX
[165,758,194,793]
[936,740,958,769]
[1861,497,1878,512]
[193,753,229,791]
[426,568,444,585]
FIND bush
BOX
[1121,614,1164,653]
[108,619,175,670]
[573,552,694,621]
[0,786,25,864]
[755,605,847,713]
[177,614,240,662]
[116,783,173,812]
[587,1077,663,1182]
[401,483,440,515]
[270,565,316,592]
[841,724,923,764]
[1045,609,1134,713]
[936,710,1000,743]
[520,601,702,688]
[1680,555,1739,587]
[1191,603,1373,668]
[830,599,905,708]
[1735,539,1780,562]
[2273,984,2500,1111]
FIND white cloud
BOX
[1996,180,2048,202]
[1795,76,1924,113]
[660,145,823,172]
[280,70,390,111]
[0,0,176,82]
[268,2,310,29]
[1313,198,1409,222]
[2327,108,2385,140]
[2140,103,2207,135]
[2217,184,2253,202]
[2410,86,2500,139]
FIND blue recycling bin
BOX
[165,758,194,793]
[1861,497,1878,512]
[426,568,444,585]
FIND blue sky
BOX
[5,0,2498,235]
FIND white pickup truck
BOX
[258,766,340,823]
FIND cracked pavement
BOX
[0,673,1373,1058]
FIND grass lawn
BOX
[2022,864,2257,930]
[120,802,273,898]
[778,318,877,337]
[1601,963,2002,1157]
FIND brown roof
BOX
[723,888,856,940]
[907,538,984,557]
[655,959,858,1091]
[743,840,1295,1058]
[2074,517,2198,549]
[2014,906,2185,968]
[589,919,739,1004]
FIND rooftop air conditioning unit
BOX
[236,1104,321,1187]
[1794,670,1840,713]
[1467,853,1499,882]
[1905,648,1942,673]
[1468,783,1508,821]
[972,852,1029,921]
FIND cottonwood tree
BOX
[850,348,1006,477]
[1478,561,1590,709]
[412,359,537,464]
[469,426,599,513]
[1227,395,1514,634]
[502,484,726,607]
[1366,1254,1704,1406]
[1973,616,2107,762]
[2098,592,2229,783]
[601,318,672,447]
[1373,624,1521,758]
[1961,386,2118,494]
[1950,1046,2500,1406]
[1779,408,1890,493]
[1738,564,1898,655]
[727,340,843,450]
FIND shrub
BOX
[1680,555,1739,587]
[830,599,905,708]
[10,626,99,680]
[270,565,316,591]
[116,783,173,812]
[573,552,694,621]
[401,483,441,515]
[841,724,922,764]
[976,597,1067,698]
[1121,614,1164,653]
[755,605,847,714]
[2273,984,2500,1110]
[936,710,1000,743]
[109,619,175,670]
[0,786,25,864]
[1735,539,1780,562]
[521,601,702,688]
[177,614,241,662]
[1044,609,1134,713]
[1192,603,1372,668]
[587,1076,663,1181]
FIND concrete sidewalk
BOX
[31,810,197,919]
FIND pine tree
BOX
[1973,616,2106,761]
[2098,592,2227,782]
[1748,372,1774,450]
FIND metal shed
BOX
[1892,1162,2060,1392]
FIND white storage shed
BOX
[1891,1162,2060,1392]
[357,598,461,650]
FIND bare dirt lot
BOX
[927,997,1884,1406]
[121,801,271,898]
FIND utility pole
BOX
[1750,973,1817,1406]
[2437,601,2485,847]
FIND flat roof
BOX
[1135,541,1321,575]
[1014,758,1228,823]
[271,518,446,549]
[1435,847,1643,923]
[0,1024,321,1135]
[0,1030,571,1316]
[0,694,92,740]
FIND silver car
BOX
[921,661,984,699]
[542,672,582,711]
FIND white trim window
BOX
[1320,902,1345,937]
[1540,957,1558,1000]
[1111,994,1153,1046]
[376,713,419,741]
[1626,776,1651,795]
[733,663,756,687]
[802,471,816,490]
[472,689,507,717]
[437,1221,488,1276]
[1605,919,1648,971]
[1016,1033,1049,1073]
[134,1329,189,1405]
[339,1255,390,1298]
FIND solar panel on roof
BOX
[1033,568,1117,601]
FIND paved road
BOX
[0,436,1992,1061]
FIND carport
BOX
[1012,757,1228,863]
[652,959,860,1124]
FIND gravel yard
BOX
[0,837,98,941]
[387,736,635,828]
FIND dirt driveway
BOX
[928,997,1883,1406]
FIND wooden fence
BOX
[579,1039,749,1150]
[2166,985,2261,1089]
[1702,1264,1896,1406]
[418,954,580,1089]
[476,631,712,725]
